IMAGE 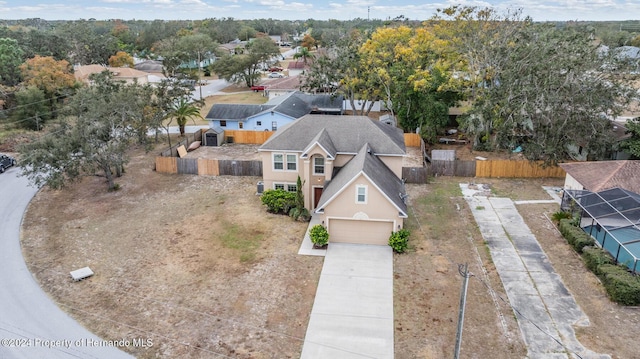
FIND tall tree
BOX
[0,38,24,86]
[19,72,147,190]
[459,20,634,163]
[211,36,280,87]
[11,86,50,131]
[19,55,77,117]
[108,51,134,67]
[620,117,640,159]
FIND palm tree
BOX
[293,46,314,65]
[169,97,203,135]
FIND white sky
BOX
[0,0,639,22]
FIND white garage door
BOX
[328,219,394,246]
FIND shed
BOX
[203,127,224,147]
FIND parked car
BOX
[268,67,283,72]
[0,154,16,173]
[251,85,266,92]
[268,72,284,78]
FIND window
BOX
[286,154,297,171]
[273,153,296,171]
[257,121,262,126]
[356,185,367,204]
[272,121,277,131]
[273,154,284,170]
[274,183,297,192]
[239,122,244,129]
[314,157,325,175]
[220,120,227,127]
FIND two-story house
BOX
[258,114,408,245]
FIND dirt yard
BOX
[20,144,640,358]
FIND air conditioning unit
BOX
[256,181,264,195]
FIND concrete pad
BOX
[498,270,539,295]
[300,243,394,359]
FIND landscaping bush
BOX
[598,264,640,306]
[389,228,410,253]
[551,210,572,222]
[309,224,329,247]
[260,189,296,215]
[558,219,594,253]
[581,246,614,275]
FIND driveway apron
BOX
[462,184,609,359]
[0,169,133,359]
[300,243,394,359]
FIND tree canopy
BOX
[211,36,280,87]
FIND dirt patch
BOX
[22,143,319,358]
[184,144,262,161]
[20,144,638,358]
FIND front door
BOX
[313,187,323,209]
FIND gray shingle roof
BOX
[302,128,337,159]
[206,104,275,120]
[316,144,407,215]
[205,91,343,121]
[259,114,406,155]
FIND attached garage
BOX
[328,219,394,246]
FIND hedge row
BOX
[558,219,640,305]
[558,219,595,253]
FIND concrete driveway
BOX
[461,183,610,359]
[0,168,132,359]
[300,243,394,359]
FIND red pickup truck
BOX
[251,85,266,92]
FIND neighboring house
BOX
[74,64,150,85]
[134,60,164,74]
[258,114,408,245]
[206,91,343,131]
[559,160,640,193]
[218,40,245,55]
[265,76,303,99]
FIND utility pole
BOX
[368,6,370,21]
[454,263,471,359]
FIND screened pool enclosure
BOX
[561,187,640,274]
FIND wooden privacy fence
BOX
[156,157,262,176]
[160,129,203,157]
[476,160,565,178]
[224,130,273,144]
[404,133,422,148]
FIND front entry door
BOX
[313,187,323,209]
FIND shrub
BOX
[558,219,594,253]
[309,224,329,247]
[599,264,640,306]
[260,189,296,215]
[551,211,572,222]
[581,246,614,275]
[289,206,310,222]
[389,228,410,253]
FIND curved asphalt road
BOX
[0,167,132,359]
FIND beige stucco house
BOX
[258,114,408,245]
